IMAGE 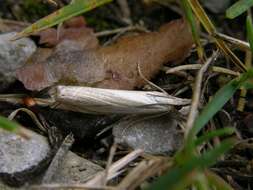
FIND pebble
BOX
[113,114,183,155]
[0,32,36,90]
[0,128,51,186]
[51,151,103,183]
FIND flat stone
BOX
[113,114,183,155]
[0,128,51,186]
[0,32,36,90]
[52,151,103,183]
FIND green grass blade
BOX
[246,15,253,53]
[226,0,253,19]
[189,0,247,71]
[241,81,253,89]
[189,80,237,140]
[0,115,32,138]
[13,0,113,39]
[147,139,235,190]
[194,176,209,190]
[187,70,253,145]
[199,138,236,168]
[206,171,235,190]
[0,115,20,132]
[195,128,235,146]
[181,0,204,59]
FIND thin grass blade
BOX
[226,0,253,19]
[241,81,253,89]
[205,171,235,190]
[246,15,253,53]
[0,115,20,132]
[189,0,247,71]
[187,70,253,144]
[181,0,204,59]
[13,0,112,40]
[147,139,235,190]
[195,128,235,146]
[0,115,32,139]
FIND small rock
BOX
[52,151,103,183]
[113,114,183,155]
[0,32,36,90]
[0,128,51,186]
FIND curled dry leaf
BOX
[38,16,98,49]
[16,19,193,91]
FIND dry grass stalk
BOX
[85,149,144,187]
[185,51,219,137]
[117,158,169,190]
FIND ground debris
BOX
[16,18,193,91]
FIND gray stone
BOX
[52,151,103,183]
[113,114,183,155]
[0,128,51,186]
[0,32,36,90]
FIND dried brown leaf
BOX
[63,16,87,28]
[38,16,98,49]
[16,19,193,91]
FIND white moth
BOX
[48,85,191,114]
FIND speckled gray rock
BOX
[0,32,36,90]
[0,128,51,186]
[113,114,183,155]
[52,151,103,183]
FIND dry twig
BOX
[165,64,240,76]
[214,32,250,51]
[116,0,132,24]
[185,51,219,137]
[8,108,47,133]
[85,149,144,187]
[117,158,169,190]
[102,144,118,186]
